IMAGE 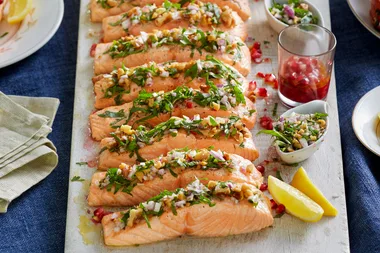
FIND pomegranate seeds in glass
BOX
[277,24,336,107]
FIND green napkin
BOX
[0,92,60,213]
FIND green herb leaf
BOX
[274,212,285,218]
[276,170,283,181]
[272,103,278,117]
[76,162,88,166]
[257,129,291,144]
[71,176,85,182]
[0,32,8,39]
[98,109,126,118]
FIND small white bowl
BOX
[275,100,329,164]
[264,0,325,34]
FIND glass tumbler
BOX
[277,24,337,107]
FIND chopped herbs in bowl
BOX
[269,0,318,25]
[258,100,329,164]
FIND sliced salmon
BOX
[102,2,247,42]
[93,59,250,109]
[101,180,273,246]
[89,87,256,140]
[90,0,251,22]
[93,28,251,76]
[97,115,259,170]
[88,149,263,206]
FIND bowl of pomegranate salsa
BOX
[258,100,329,164]
[264,0,324,33]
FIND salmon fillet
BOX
[93,28,251,76]
[92,58,250,109]
[101,179,273,246]
[89,87,256,140]
[90,0,251,22]
[102,2,247,42]
[97,115,259,170]
[88,149,263,206]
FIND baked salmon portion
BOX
[101,179,273,246]
[98,115,259,170]
[102,2,247,42]
[92,57,250,109]
[90,84,257,140]
[90,0,251,22]
[88,148,263,206]
[93,28,251,76]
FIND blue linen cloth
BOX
[0,0,379,252]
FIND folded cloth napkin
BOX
[0,92,60,213]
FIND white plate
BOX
[0,0,64,68]
[352,86,380,156]
[347,0,380,39]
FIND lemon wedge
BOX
[291,167,338,216]
[268,175,324,222]
[7,0,33,24]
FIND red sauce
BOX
[279,56,330,103]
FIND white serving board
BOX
[65,0,350,252]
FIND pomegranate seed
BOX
[298,77,310,86]
[94,207,104,217]
[264,73,275,82]
[90,43,97,57]
[256,87,268,98]
[256,165,265,174]
[253,41,261,49]
[259,116,273,130]
[92,207,112,224]
[248,80,257,91]
[186,101,193,108]
[270,199,278,209]
[256,72,265,78]
[276,204,286,214]
[260,183,268,191]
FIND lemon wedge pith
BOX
[291,167,338,216]
[7,0,33,24]
[268,175,324,222]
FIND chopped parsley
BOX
[98,148,235,194]
[99,56,244,107]
[116,179,262,229]
[104,28,244,62]
[103,115,248,159]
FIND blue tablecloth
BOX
[0,0,379,252]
